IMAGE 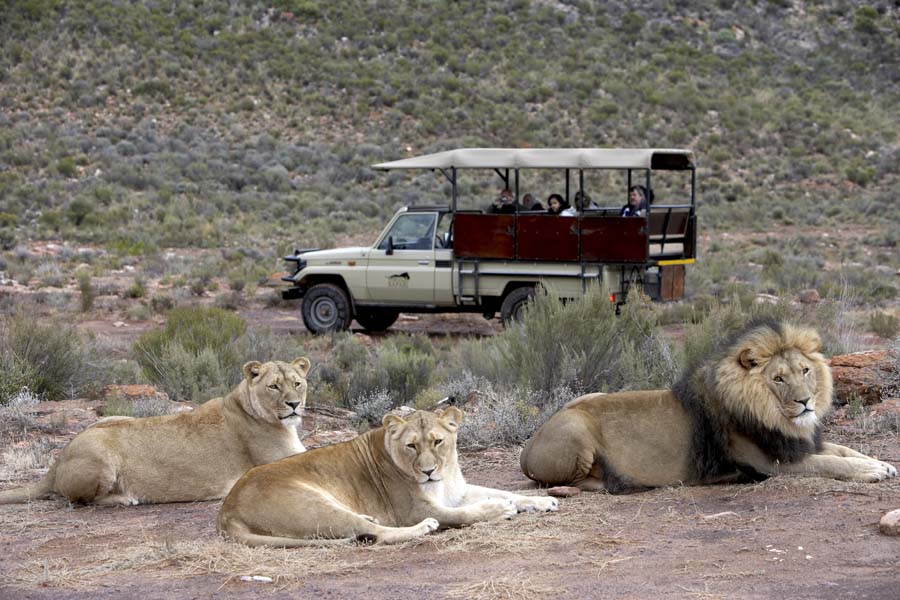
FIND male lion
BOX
[217,407,559,546]
[520,321,897,492]
[0,358,311,506]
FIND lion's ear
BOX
[438,406,464,430]
[242,361,263,380]
[738,348,757,370]
[292,357,311,377]
[382,414,406,429]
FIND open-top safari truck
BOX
[282,148,697,333]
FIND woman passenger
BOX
[546,193,569,215]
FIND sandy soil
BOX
[1,403,898,600]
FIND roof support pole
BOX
[493,169,510,190]
[514,169,519,202]
[439,168,457,212]
[565,169,570,203]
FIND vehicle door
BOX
[433,212,454,305]
[366,212,437,303]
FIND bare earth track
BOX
[1,407,898,600]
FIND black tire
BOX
[354,308,399,332]
[301,283,353,334]
[500,286,535,326]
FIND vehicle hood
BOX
[300,247,370,263]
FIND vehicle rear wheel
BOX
[500,286,535,326]
[301,283,353,334]
[354,308,399,332]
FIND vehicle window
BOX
[435,213,452,248]
[378,213,437,250]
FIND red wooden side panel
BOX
[581,216,648,263]
[453,213,515,259]
[516,215,579,261]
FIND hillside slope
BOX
[0,0,898,298]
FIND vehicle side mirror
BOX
[386,236,394,255]
[442,232,451,247]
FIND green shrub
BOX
[869,312,900,340]
[0,313,99,402]
[77,270,94,312]
[378,336,435,406]
[123,277,146,299]
[454,284,677,398]
[56,157,77,178]
[314,333,436,411]
[133,306,246,401]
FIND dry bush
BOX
[2,437,53,477]
[0,387,41,431]
[316,333,436,410]
[453,285,677,398]
[444,374,576,450]
[0,314,100,403]
[101,396,176,418]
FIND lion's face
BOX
[241,358,311,428]
[718,323,832,437]
[382,408,461,484]
[759,349,820,427]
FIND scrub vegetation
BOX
[0,1,898,431]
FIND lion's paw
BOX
[476,498,517,520]
[419,518,440,534]
[515,496,559,513]
[851,458,897,482]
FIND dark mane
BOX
[672,318,808,482]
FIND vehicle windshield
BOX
[377,213,437,250]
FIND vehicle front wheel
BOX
[301,283,353,334]
[354,308,399,332]
[500,286,535,326]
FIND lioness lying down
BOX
[521,321,897,492]
[217,407,559,547]
[0,358,311,506]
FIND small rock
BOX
[869,398,900,419]
[353,333,375,346]
[546,486,581,498]
[830,350,893,405]
[797,289,820,304]
[103,384,168,401]
[113,321,127,328]
[239,575,273,583]
[879,509,900,536]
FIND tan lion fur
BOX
[0,358,312,506]
[520,321,897,492]
[217,407,558,547]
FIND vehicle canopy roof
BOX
[372,148,694,171]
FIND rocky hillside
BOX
[0,1,898,280]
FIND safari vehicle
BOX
[282,148,697,334]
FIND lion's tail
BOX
[0,463,57,504]
[218,518,355,548]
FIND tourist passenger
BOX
[487,188,516,214]
[519,193,544,211]
[546,193,569,215]
[621,185,649,217]
[561,191,598,216]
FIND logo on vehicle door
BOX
[387,272,410,288]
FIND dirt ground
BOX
[1,402,898,600]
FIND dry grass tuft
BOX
[447,570,562,600]
[1,437,53,477]
[0,531,397,589]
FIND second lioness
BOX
[0,358,311,506]
[217,407,559,546]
